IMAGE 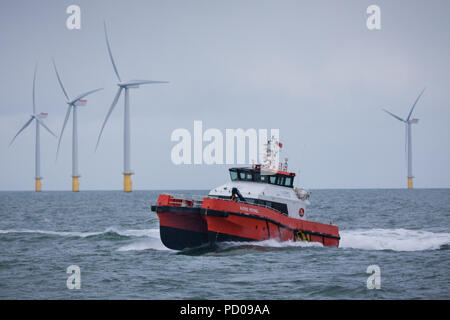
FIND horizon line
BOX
[1,187,449,192]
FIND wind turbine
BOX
[9,63,57,192]
[383,88,426,189]
[96,22,168,192]
[53,59,103,192]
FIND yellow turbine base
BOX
[408,177,413,189]
[35,178,41,192]
[72,177,79,192]
[124,174,132,192]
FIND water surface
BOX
[0,189,449,299]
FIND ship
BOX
[151,137,340,250]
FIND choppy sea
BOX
[0,189,449,299]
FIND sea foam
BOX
[339,228,450,251]
[0,227,159,239]
[2,227,449,252]
[218,228,450,252]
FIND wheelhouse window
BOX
[230,171,238,181]
[229,168,294,188]
[285,176,292,187]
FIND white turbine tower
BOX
[53,59,103,192]
[9,63,57,192]
[96,22,168,192]
[383,88,426,189]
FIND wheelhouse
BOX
[229,164,295,188]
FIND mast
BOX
[35,120,41,192]
[407,121,413,189]
[123,87,132,192]
[72,106,79,191]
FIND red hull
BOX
[152,194,340,250]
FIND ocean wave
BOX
[117,238,172,252]
[219,238,324,249]
[0,227,160,239]
[2,227,448,252]
[0,227,171,252]
[339,228,450,251]
[213,229,450,252]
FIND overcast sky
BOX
[0,0,449,191]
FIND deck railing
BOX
[167,194,204,208]
[165,193,287,216]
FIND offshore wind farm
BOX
[8,23,169,193]
[6,41,430,193]
[9,59,430,192]
[3,7,448,192]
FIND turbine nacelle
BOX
[29,112,49,121]
[10,112,56,147]
[119,83,139,89]
[73,99,87,106]
[118,80,169,89]
[66,88,103,106]
[66,99,88,107]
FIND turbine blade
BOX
[382,109,405,122]
[9,117,34,146]
[32,63,37,114]
[52,59,70,102]
[35,118,57,138]
[124,80,169,87]
[104,22,121,82]
[95,87,123,150]
[70,88,104,104]
[56,106,72,160]
[407,87,426,121]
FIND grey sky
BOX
[1,0,449,191]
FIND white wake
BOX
[2,228,449,252]
[116,229,172,252]
[339,228,450,251]
[218,228,450,252]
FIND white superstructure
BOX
[209,138,310,220]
